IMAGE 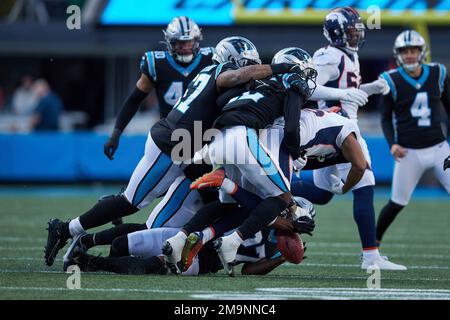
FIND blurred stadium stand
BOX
[0,0,448,184]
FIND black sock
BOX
[60,223,71,240]
[376,200,404,243]
[81,223,147,250]
[91,255,166,275]
[183,201,237,235]
[238,196,287,240]
[78,194,138,230]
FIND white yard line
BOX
[1,236,448,250]
[296,262,450,270]
[1,286,450,300]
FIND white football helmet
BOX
[212,36,261,67]
[163,16,202,63]
[272,47,318,97]
[393,30,427,72]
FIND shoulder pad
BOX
[142,52,157,82]
[313,47,341,66]
[153,51,167,59]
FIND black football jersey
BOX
[140,47,214,118]
[150,62,238,159]
[380,63,450,149]
[214,74,295,130]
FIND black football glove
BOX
[293,215,315,236]
[444,155,450,171]
[285,73,312,99]
[104,128,121,160]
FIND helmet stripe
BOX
[178,17,185,35]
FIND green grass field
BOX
[0,187,449,300]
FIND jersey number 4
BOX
[164,82,183,106]
[410,92,431,127]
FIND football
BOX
[276,230,304,264]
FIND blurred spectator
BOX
[12,75,38,115]
[31,79,63,131]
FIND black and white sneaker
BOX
[44,218,70,266]
[63,232,87,271]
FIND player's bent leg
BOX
[352,186,377,250]
[147,176,203,229]
[123,133,182,209]
[72,247,167,275]
[376,200,405,244]
[291,176,334,205]
[391,148,424,207]
[127,227,180,258]
[432,141,450,194]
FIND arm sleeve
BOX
[309,84,343,101]
[379,93,396,148]
[113,87,149,132]
[282,89,303,159]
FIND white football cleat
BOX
[361,255,407,270]
[213,236,239,277]
[161,232,186,274]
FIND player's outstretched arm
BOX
[103,74,153,160]
[241,256,286,275]
[339,134,367,194]
[216,63,296,89]
[310,85,368,107]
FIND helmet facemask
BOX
[344,23,365,52]
[395,45,427,72]
[393,30,428,73]
[163,16,203,64]
[166,39,201,63]
[272,47,318,98]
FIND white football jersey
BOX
[299,109,360,161]
[313,46,361,120]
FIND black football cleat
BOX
[71,246,99,272]
[44,218,70,266]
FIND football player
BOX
[292,7,406,270]
[104,16,213,160]
[46,36,304,267]
[163,47,316,275]
[69,197,315,277]
[376,30,450,244]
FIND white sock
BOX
[201,227,215,244]
[227,231,244,248]
[363,248,380,260]
[175,231,187,242]
[68,217,85,237]
[221,178,237,194]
